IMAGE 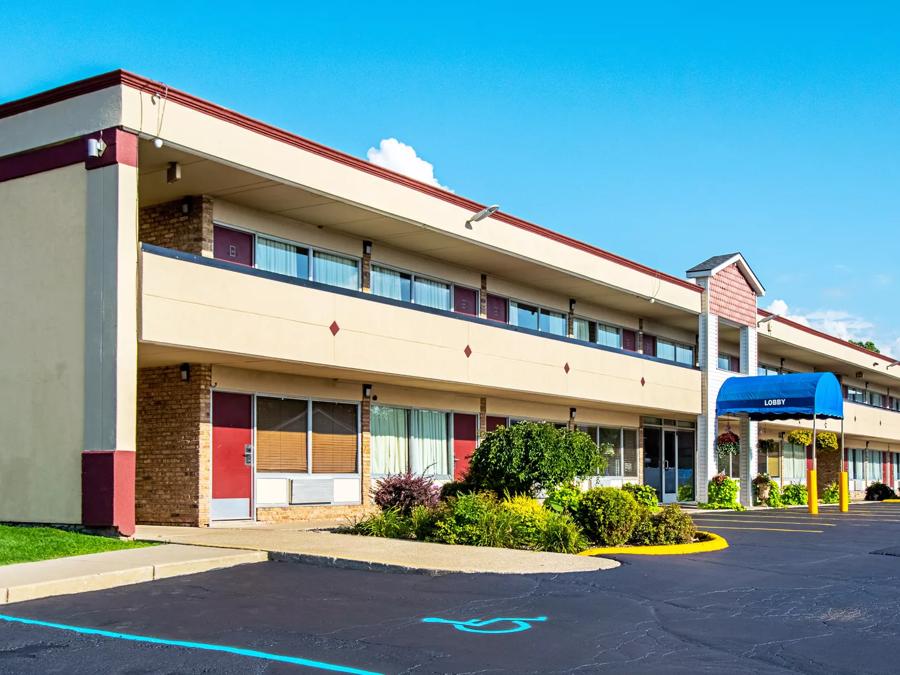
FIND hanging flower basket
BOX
[786,429,838,450]
[758,438,779,453]
[716,431,741,457]
[787,429,812,447]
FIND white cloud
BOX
[766,298,899,357]
[366,138,451,191]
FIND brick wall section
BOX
[257,504,377,523]
[139,195,213,255]
[136,365,212,526]
[360,399,372,506]
[708,263,757,326]
[817,448,842,498]
[479,274,488,318]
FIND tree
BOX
[465,422,610,497]
[849,339,880,354]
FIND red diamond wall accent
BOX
[640,377,646,386]
[329,321,340,336]
[464,345,472,358]
[563,362,570,374]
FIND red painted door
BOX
[453,414,478,480]
[212,392,253,520]
[213,225,254,266]
[486,294,508,323]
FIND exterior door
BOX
[643,427,662,501]
[676,430,695,501]
[452,413,478,480]
[486,416,508,432]
[663,429,677,503]
[213,225,254,267]
[212,391,253,520]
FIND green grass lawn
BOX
[0,525,154,566]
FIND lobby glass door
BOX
[643,419,695,503]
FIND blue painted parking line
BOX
[422,616,547,634]
[0,614,382,674]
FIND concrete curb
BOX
[0,546,267,605]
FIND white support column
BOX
[737,324,759,505]
[696,296,720,503]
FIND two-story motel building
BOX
[2,71,899,535]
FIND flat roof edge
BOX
[0,69,702,295]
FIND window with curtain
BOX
[598,427,622,476]
[622,429,638,477]
[413,277,451,310]
[371,406,409,475]
[718,354,731,370]
[509,301,539,330]
[573,317,590,342]
[311,402,358,473]
[539,309,566,336]
[312,251,359,290]
[868,392,884,407]
[255,396,308,472]
[371,265,412,302]
[849,448,864,480]
[866,450,883,482]
[256,236,308,279]
[411,410,449,476]
[846,387,865,403]
[782,443,806,482]
[595,323,621,349]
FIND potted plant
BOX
[752,473,772,504]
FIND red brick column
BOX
[360,398,372,505]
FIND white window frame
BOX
[370,404,454,480]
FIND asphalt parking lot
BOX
[2,502,900,674]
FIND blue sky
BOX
[2,3,897,356]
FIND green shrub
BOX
[349,508,414,539]
[502,495,546,548]
[650,505,696,544]
[628,505,696,545]
[537,511,586,554]
[865,481,897,501]
[781,482,808,506]
[408,504,439,540]
[821,482,840,505]
[576,487,641,546]
[766,481,784,508]
[466,422,608,497]
[439,480,474,500]
[543,484,582,515]
[698,473,744,510]
[677,483,695,502]
[622,483,658,509]
[431,492,504,546]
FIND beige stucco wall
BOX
[143,251,701,415]
[0,166,87,523]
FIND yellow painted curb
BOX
[883,499,900,503]
[578,531,728,557]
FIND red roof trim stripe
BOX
[757,308,897,363]
[0,70,702,293]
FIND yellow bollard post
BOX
[839,470,849,512]
[807,469,818,514]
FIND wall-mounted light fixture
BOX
[888,361,899,369]
[362,383,373,399]
[465,204,499,229]
[86,136,107,158]
[166,161,181,184]
[569,407,577,420]
[181,199,191,215]
[179,363,190,382]
[362,240,372,256]
[569,298,576,313]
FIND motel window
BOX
[892,398,900,412]
[782,443,807,483]
[845,387,865,404]
[652,338,694,366]
[370,406,451,477]
[539,309,567,336]
[675,344,694,366]
[256,236,309,279]
[848,448,864,481]
[311,402,358,473]
[866,450,884,482]
[596,323,622,349]
[510,301,539,330]
[758,364,780,376]
[312,251,359,290]
[413,276,452,310]
[576,425,639,479]
[718,354,740,372]
[573,317,591,342]
[657,339,676,362]
[867,391,885,408]
[371,265,412,302]
[255,396,308,473]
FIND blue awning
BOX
[716,372,844,421]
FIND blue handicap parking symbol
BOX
[421,616,547,635]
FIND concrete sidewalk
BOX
[0,544,266,604]
[135,524,618,574]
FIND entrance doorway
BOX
[211,391,253,521]
[643,420,695,503]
